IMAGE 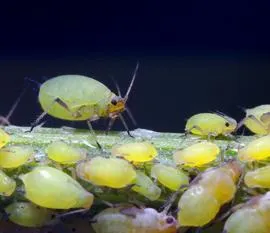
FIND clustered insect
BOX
[1,67,270,233]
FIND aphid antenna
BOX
[110,75,122,97]
[24,77,41,88]
[124,62,139,102]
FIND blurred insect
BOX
[28,63,139,148]
[177,161,241,227]
[20,166,94,209]
[91,204,177,233]
[236,105,270,135]
[151,164,189,191]
[238,135,270,162]
[0,169,16,196]
[173,141,220,167]
[131,170,161,201]
[47,140,87,165]
[4,202,55,227]
[0,145,34,168]
[223,192,270,233]
[185,112,237,138]
[76,156,137,188]
[111,141,158,163]
[244,165,270,188]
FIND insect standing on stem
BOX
[28,63,139,148]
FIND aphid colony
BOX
[2,70,270,232]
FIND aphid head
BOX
[216,112,237,133]
[158,212,177,232]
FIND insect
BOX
[244,165,270,188]
[151,164,189,191]
[0,145,34,168]
[237,105,270,135]
[0,169,16,196]
[185,112,237,138]
[4,202,55,227]
[111,141,158,163]
[131,170,161,201]
[76,156,137,188]
[223,192,270,233]
[47,140,87,164]
[19,166,94,209]
[28,63,139,148]
[173,141,220,167]
[238,135,270,162]
[91,205,177,233]
[177,161,241,227]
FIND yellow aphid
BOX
[177,161,241,227]
[5,202,54,227]
[244,165,270,188]
[92,205,177,233]
[151,164,189,191]
[131,170,161,201]
[185,113,237,137]
[0,169,16,196]
[240,105,270,135]
[0,145,34,168]
[224,192,270,233]
[173,142,220,167]
[0,128,10,148]
[76,156,136,188]
[111,141,158,163]
[238,135,270,162]
[47,141,86,164]
[20,166,93,209]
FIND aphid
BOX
[223,192,270,233]
[5,202,55,227]
[47,140,86,164]
[0,128,10,148]
[91,205,177,233]
[151,164,189,191]
[173,141,220,167]
[237,105,270,135]
[185,112,237,137]
[131,170,161,201]
[0,169,16,196]
[76,156,136,188]
[0,145,34,168]
[244,165,270,188]
[238,135,270,162]
[177,161,241,227]
[111,141,158,163]
[19,166,94,209]
[29,63,139,147]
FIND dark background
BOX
[0,1,270,133]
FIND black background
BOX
[0,1,270,133]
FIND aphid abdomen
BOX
[39,75,112,121]
[244,165,270,188]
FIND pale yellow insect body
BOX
[173,142,220,167]
[92,205,177,233]
[238,135,270,162]
[185,113,237,137]
[111,141,158,163]
[20,166,94,209]
[76,157,136,188]
[0,169,16,196]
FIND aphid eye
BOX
[166,217,174,224]
[225,122,230,127]
[111,99,117,105]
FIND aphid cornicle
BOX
[30,63,139,147]
[237,105,270,135]
[91,205,177,233]
[185,112,237,137]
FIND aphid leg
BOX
[125,106,138,127]
[26,111,48,132]
[207,132,218,141]
[119,113,134,137]
[86,120,102,149]
[55,208,89,219]
[106,117,116,135]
